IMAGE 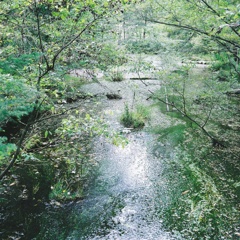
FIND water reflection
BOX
[64,78,175,239]
[66,132,173,240]
[98,134,151,190]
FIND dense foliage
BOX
[0,0,129,177]
[0,0,131,238]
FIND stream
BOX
[1,52,237,239]
[0,55,181,240]
[62,76,177,239]
[35,56,238,239]
[67,132,172,239]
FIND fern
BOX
[0,74,37,124]
[0,53,40,75]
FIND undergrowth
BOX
[155,124,240,239]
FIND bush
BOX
[210,52,240,81]
[0,53,40,76]
[0,136,16,164]
[126,40,165,54]
[0,74,37,124]
[167,28,191,39]
[120,104,149,129]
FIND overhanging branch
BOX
[148,90,225,147]
[145,17,240,49]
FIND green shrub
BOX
[210,52,239,81]
[79,42,127,71]
[126,40,165,54]
[49,180,83,201]
[0,53,40,75]
[0,74,37,124]
[0,136,16,164]
[120,104,149,129]
[167,28,191,39]
[120,104,134,128]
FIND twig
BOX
[148,90,225,147]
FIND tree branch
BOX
[146,18,240,49]
[201,101,214,128]
[148,89,225,147]
[200,0,240,38]
[34,0,50,75]
[51,19,99,71]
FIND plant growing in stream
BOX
[157,145,240,239]
[109,70,124,82]
[120,104,149,128]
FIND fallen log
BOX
[130,77,158,80]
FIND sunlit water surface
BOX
[66,79,175,239]
[67,132,173,240]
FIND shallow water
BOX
[65,131,173,240]
[24,65,177,239]
[64,77,176,239]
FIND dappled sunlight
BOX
[86,132,173,240]
[112,136,150,185]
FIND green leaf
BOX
[44,131,49,138]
